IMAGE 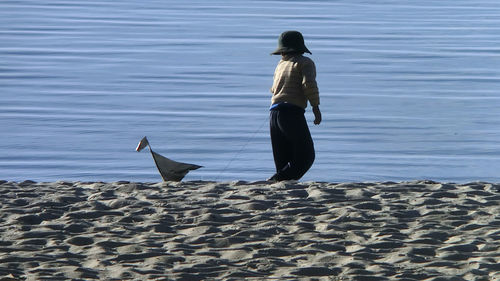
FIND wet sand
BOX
[1,180,499,280]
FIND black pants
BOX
[270,104,315,180]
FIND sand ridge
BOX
[0,180,499,280]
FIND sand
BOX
[0,180,499,281]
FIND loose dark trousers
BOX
[270,104,315,180]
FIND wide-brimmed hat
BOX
[271,30,311,55]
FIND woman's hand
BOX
[312,106,322,125]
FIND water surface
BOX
[1,0,500,182]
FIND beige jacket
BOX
[271,54,320,109]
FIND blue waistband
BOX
[269,103,283,110]
[270,102,304,112]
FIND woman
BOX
[268,31,322,181]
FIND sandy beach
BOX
[0,180,499,280]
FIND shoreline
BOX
[1,180,499,280]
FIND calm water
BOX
[1,0,500,182]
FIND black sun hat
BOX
[271,30,311,55]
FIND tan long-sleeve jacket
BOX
[271,54,320,109]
